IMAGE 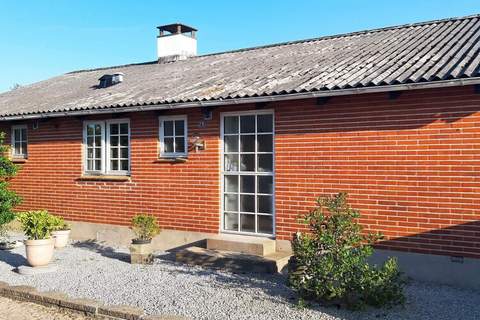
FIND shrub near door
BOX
[17,210,57,267]
[129,214,160,264]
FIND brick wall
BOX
[3,85,480,258]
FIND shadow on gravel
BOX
[0,249,28,268]
[71,240,130,263]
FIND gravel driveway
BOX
[0,241,479,320]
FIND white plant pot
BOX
[51,230,71,249]
[24,238,55,267]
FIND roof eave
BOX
[2,77,480,121]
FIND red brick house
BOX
[1,16,479,286]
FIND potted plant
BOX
[129,214,160,264]
[17,210,57,267]
[51,215,71,249]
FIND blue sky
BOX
[0,0,478,93]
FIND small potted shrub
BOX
[17,210,57,267]
[129,214,160,264]
[51,215,71,249]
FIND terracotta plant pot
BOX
[51,229,71,249]
[130,238,153,264]
[24,238,55,267]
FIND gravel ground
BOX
[0,296,93,320]
[0,241,479,320]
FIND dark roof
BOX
[1,14,480,119]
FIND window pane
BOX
[87,148,94,158]
[87,137,94,146]
[257,114,273,133]
[110,136,119,146]
[240,214,255,233]
[240,135,255,152]
[120,123,129,134]
[258,195,273,214]
[258,176,273,194]
[95,124,102,135]
[95,147,101,158]
[120,136,128,147]
[257,134,273,152]
[240,115,255,133]
[164,121,174,136]
[258,154,273,172]
[164,138,174,153]
[14,143,21,155]
[224,135,238,153]
[110,124,119,134]
[174,120,184,136]
[224,175,239,193]
[224,212,238,231]
[87,125,94,136]
[224,194,238,212]
[224,154,239,171]
[87,160,93,171]
[175,137,185,153]
[95,160,101,170]
[240,195,255,213]
[240,175,255,194]
[111,160,119,170]
[224,116,238,134]
[120,147,128,158]
[94,136,101,146]
[258,215,273,234]
[21,129,27,141]
[121,160,129,171]
[111,148,118,158]
[240,154,255,171]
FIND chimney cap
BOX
[157,23,197,35]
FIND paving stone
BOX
[98,304,144,320]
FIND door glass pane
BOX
[224,212,238,231]
[257,114,273,133]
[224,116,238,134]
[258,195,273,214]
[258,176,273,194]
[224,194,238,212]
[240,135,255,152]
[240,154,255,171]
[164,121,174,136]
[240,175,255,194]
[240,195,255,213]
[240,214,255,233]
[224,175,239,193]
[258,154,273,172]
[240,115,255,133]
[224,154,239,171]
[258,215,273,234]
[224,135,239,153]
[257,134,273,152]
[175,120,185,135]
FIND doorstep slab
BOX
[16,264,58,275]
[206,235,276,256]
[176,246,291,273]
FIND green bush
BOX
[17,210,58,240]
[0,132,22,240]
[51,215,71,231]
[131,214,160,241]
[288,193,405,309]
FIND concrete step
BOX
[175,246,291,274]
[206,235,276,256]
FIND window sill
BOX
[154,157,188,163]
[11,157,27,163]
[77,175,131,182]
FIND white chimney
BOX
[157,23,197,63]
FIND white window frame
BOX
[11,124,28,158]
[83,119,130,175]
[159,115,188,157]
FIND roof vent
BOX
[98,73,124,88]
[157,23,197,63]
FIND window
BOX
[159,116,187,157]
[83,119,130,175]
[11,125,27,158]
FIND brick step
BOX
[175,246,291,274]
[206,235,276,256]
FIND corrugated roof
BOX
[1,14,480,119]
